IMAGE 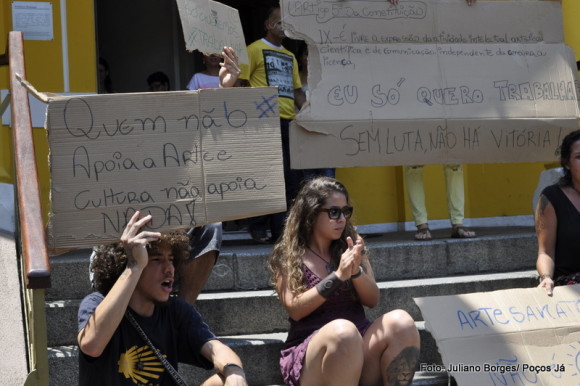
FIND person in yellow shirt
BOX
[224,7,306,244]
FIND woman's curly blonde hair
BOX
[91,231,190,295]
[268,177,360,296]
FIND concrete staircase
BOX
[0,231,29,385]
[46,226,538,385]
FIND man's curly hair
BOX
[91,231,190,296]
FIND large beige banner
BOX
[282,0,580,167]
[46,87,284,249]
[415,285,580,385]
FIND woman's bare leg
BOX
[300,319,364,386]
[360,309,420,386]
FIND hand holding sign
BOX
[219,46,241,88]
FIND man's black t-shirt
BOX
[78,292,216,385]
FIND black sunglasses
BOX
[319,206,353,220]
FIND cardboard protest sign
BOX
[414,285,580,385]
[176,0,249,64]
[281,0,580,167]
[46,87,283,249]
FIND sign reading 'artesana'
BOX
[415,285,580,386]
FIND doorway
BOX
[94,0,279,93]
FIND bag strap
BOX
[125,310,188,386]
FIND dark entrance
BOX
[94,0,280,93]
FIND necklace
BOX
[308,247,335,274]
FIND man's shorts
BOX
[187,223,222,261]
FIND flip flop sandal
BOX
[451,226,476,239]
[414,226,432,241]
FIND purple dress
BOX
[279,264,372,386]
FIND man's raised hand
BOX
[120,211,161,270]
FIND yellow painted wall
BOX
[341,0,580,226]
[0,1,577,227]
[563,0,580,61]
[0,0,96,223]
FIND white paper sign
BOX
[12,1,53,41]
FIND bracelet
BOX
[351,266,364,279]
[538,274,552,283]
[315,272,343,298]
[223,363,244,374]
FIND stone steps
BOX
[49,324,451,386]
[46,226,538,385]
[46,227,537,300]
[46,270,537,347]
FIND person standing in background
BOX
[404,0,477,241]
[222,6,306,244]
[97,58,115,94]
[405,164,476,240]
[147,71,170,92]
[187,53,222,90]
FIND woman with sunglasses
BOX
[268,177,420,386]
